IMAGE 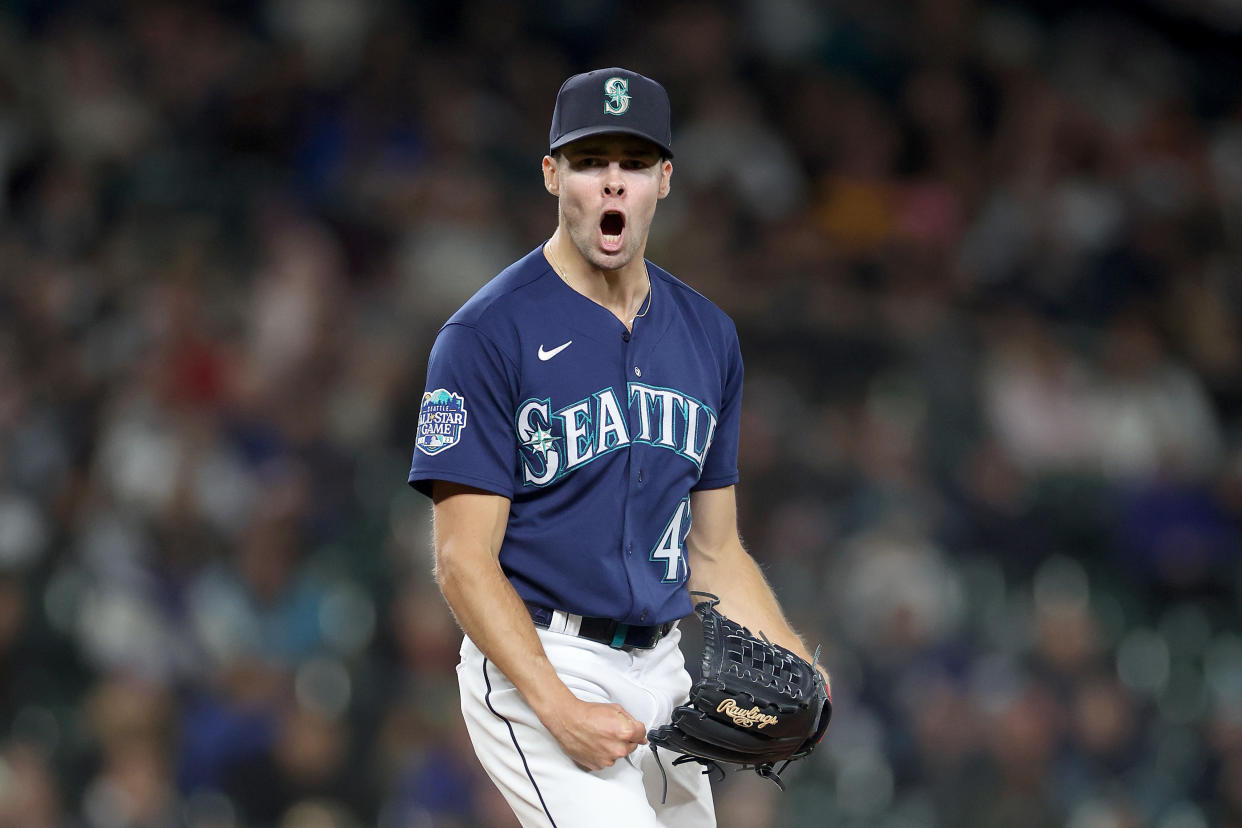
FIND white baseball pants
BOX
[457,624,716,827]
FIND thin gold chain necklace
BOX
[631,268,652,321]
[548,244,652,323]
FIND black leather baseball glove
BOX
[648,593,832,792]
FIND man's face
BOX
[543,135,672,272]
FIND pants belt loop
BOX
[552,610,582,637]
[610,623,630,649]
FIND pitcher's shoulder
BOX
[444,246,558,330]
[649,262,738,338]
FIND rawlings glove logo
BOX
[717,699,779,729]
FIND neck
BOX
[545,231,650,327]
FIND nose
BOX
[603,164,625,197]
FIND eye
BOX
[622,159,655,170]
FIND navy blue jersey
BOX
[409,245,743,626]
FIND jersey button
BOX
[640,610,648,621]
[637,469,644,483]
[626,541,633,555]
[634,366,641,377]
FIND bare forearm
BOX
[684,486,824,672]
[429,482,646,770]
[436,540,575,717]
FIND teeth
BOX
[603,233,621,244]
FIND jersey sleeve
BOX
[408,322,518,499]
[693,321,743,491]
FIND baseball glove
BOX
[648,593,832,793]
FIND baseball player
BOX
[408,67,828,827]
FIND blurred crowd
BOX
[1,0,1241,826]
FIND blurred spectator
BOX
[0,741,65,828]
[1088,309,1222,481]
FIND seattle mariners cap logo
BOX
[603,77,630,115]
[416,389,469,455]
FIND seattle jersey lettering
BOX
[516,382,718,487]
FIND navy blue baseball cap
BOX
[549,67,674,158]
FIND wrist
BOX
[524,680,578,724]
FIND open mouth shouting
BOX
[600,210,626,253]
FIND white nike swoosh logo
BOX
[538,340,573,361]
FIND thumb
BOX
[621,709,647,743]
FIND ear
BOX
[542,155,559,196]
[657,159,673,200]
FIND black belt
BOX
[525,602,675,650]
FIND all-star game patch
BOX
[416,389,469,455]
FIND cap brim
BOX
[549,125,673,158]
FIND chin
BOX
[589,249,634,272]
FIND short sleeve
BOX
[409,323,519,499]
[693,322,743,490]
